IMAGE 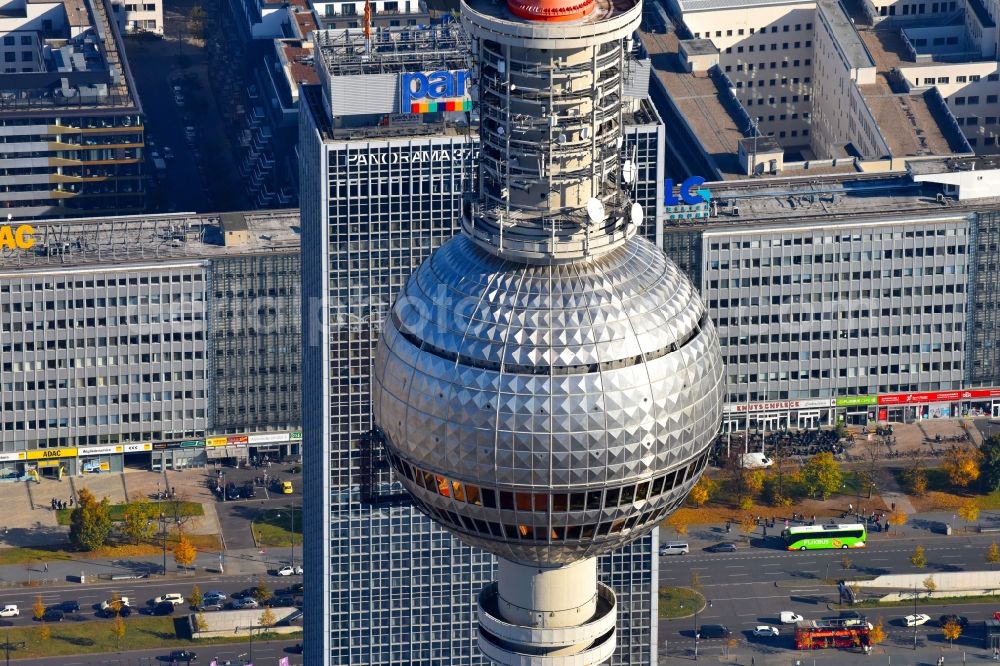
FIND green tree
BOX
[119,500,157,545]
[187,5,206,40]
[979,435,1000,492]
[801,452,843,500]
[910,545,928,568]
[69,488,113,551]
[987,542,1000,564]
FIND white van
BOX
[659,542,689,556]
[739,452,773,469]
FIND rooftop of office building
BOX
[313,23,468,77]
[644,0,976,181]
[0,210,301,271]
[0,0,140,115]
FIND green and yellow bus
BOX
[782,523,867,551]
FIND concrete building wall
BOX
[701,216,970,405]
[680,3,817,144]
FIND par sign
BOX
[400,70,472,114]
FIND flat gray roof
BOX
[0,210,300,271]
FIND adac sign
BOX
[400,70,472,114]
[0,224,34,250]
[665,176,711,206]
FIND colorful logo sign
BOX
[665,177,711,206]
[0,224,34,250]
[836,395,877,407]
[400,70,472,114]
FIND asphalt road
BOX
[659,532,1000,658]
[10,638,301,665]
[0,572,302,628]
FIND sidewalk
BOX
[661,508,1000,547]
[0,546,270,589]
[663,643,989,664]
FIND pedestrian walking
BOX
[69,496,73,507]
[43,562,48,572]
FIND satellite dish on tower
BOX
[616,136,624,149]
[581,127,591,139]
[630,203,644,226]
[497,126,505,136]
[557,133,567,144]
[621,159,637,185]
[586,197,605,225]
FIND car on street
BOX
[233,587,257,600]
[779,611,803,624]
[281,480,293,494]
[265,596,296,608]
[705,542,737,553]
[203,591,227,603]
[0,605,18,617]
[40,608,64,622]
[56,601,80,613]
[696,624,730,639]
[100,597,130,611]
[225,482,241,500]
[151,602,175,616]
[282,582,304,595]
[163,146,174,160]
[277,565,297,576]
[242,482,256,498]
[903,613,931,627]
[169,649,197,662]
[153,593,185,606]
[659,542,689,556]
[752,625,779,637]
[939,614,969,627]
[197,602,224,612]
[231,597,259,610]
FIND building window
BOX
[2,37,13,46]
[19,36,30,45]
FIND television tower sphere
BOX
[372,0,724,661]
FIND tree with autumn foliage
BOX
[888,510,908,534]
[869,618,886,646]
[958,499,980,531]
[942,618,962,646]
[688,476,717,507]
[173,534,197,569]
[987,542,1000,564]
[943,446,982,489]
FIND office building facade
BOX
[0,211,302,476]
[300,26,659,666]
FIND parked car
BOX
[939,614,969,627]
[705,542,737,553]
[242,482,256,498]
[225,483,241,500]
[169,649,197,662]
[280,480,293,494]
[197,602,224,612]
[56,601,80,613]
[151,602,175,616]
[277,565,297,576]
[903,613,930,627]
[0,605,18,617]
[697,624,730,639]
[779,611,803,624]
[202,591,227,603]
[41,608,64,622]
[233,587,257,600]
[284,582,304,595]
[752,625,779,637]
[153,593,185,606]
[231,597,259,610]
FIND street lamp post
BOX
[274,509,295,569]
[160,512,167,576]
[694,602,700,660]
[913,583,918,650]
[1,629,24,666]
